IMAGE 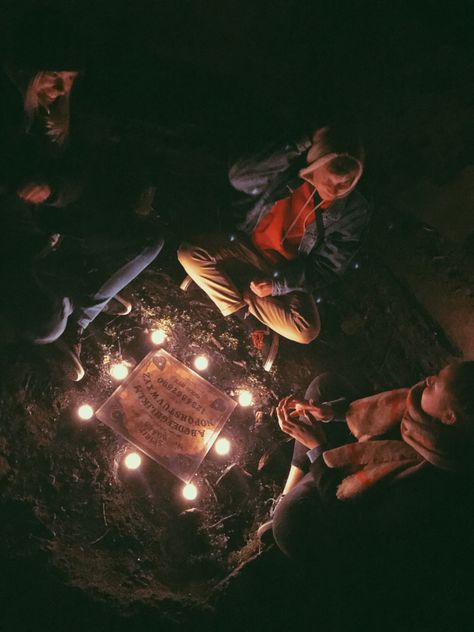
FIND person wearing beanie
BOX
[178,125,370,370]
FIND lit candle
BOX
[194,355,209,371]
[77,404,94,420]
[110,362,129,380]
[124,452,142,470]
[151,329,166,345]
[182,483,198,500]
[238,390,253,407]
[214,437,231,456]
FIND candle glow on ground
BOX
[124,452,142,470]
[151,329,166,345]
[193,355,209,371]
[77,404,94,420]
[182,483,198,500]
[214,437,231,455]
[110,362,129,380]
[238,390,253,406]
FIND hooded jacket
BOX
[229,133,370,296]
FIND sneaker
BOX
[179,275,194,291]
[102,293,132,316]
[257,519,274,544]
[54,333,84,382]
[257,493,285,543]
[250,328,279,372]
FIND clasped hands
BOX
[276,395,334,449]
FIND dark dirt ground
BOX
[0,2,473,631]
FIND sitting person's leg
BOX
[177,234,266,317]
[272,470,328,561]
[8,279,84,380]
[178,235,320,344]
[283,443,309,495]
[272,467,353,564]
[245,289,320,344]
[21,289,73,346]
[273,371,358,560]
[29,235,164,381]
[179,234,280,370]
[305,371,357,405]
[73,237,164,331]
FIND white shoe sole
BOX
[112,293,132,315]
[180,275,194,291]
[263,332,279,372]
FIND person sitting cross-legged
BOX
[178,125,369,370]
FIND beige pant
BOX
[178,235,320,344]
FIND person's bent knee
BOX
[25,297,72,345]
[292,322,320,344]
[177,241,191,264]
[178,240,217,274]
[177,241,202,267]
[142,237,165,262]
[304,372,336,401]
[151,237,165,257]
[272,495,306,561]
[27,314,68,345]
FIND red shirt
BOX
[251,182,328,265]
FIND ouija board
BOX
[96,349,237,483]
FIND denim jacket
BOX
[229,140,370,296]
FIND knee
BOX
[26,297,71,345]
[292,321,320,345]
[272,500,293,559]
[28,312,68,344]
[177,241,212,272]
[177,241,196,267]
[272,495,308,561]
[143,237,165,261]
[151,237,165,257]
[304,372,334,401]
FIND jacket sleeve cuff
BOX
[271,279,291,296]
[271,263,306,296]
[306,444,327,463]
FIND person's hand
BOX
[17,182,52,204]
[291,399,334,422]
[276,395,327,449]
[250,279,273,298]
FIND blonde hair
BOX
[24,72,71,145]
